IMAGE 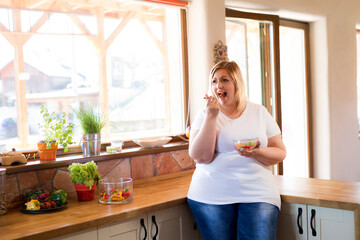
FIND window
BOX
[279,20,312,177]
[0,2,188,150]
[226,10,280,119]
[226,10,313,177]
[226,9,282,174]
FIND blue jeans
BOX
[187,199,279,240]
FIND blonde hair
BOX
[209,60,247,112]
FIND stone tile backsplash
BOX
[5,149,194,208]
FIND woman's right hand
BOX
[204,94,220,118]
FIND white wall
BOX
[188,0,360,181]
[188,0,226,121]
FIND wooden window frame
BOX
[225,8,283,174]
[0,3,189,151]
[279,19,312,177]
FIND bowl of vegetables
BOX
[233,138,259,151]
[99,178,133,204]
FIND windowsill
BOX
[3,136,189,175]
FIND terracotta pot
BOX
[74,182,97,201]
[37,142,58,161]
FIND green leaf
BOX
[68,161,101,187]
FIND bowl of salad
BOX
[99,178,133,204]
[233,138,259,151]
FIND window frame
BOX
[356,29,360,135]
[225,8,283,174]
[279,19,313,177]
[225,11,313,177]
[0,4,189,152]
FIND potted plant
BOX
[72,104,106,157]
[68,161,101,201]
[37,106,75,161]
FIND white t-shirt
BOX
[187,102,281,208]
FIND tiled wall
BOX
[5,149,195,208]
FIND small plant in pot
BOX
[37,105,75,161]
[68,161,101,201]
[72,104,106,157]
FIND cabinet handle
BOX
[310,209,317,236]
[140,218,147,240]
[152,215,159,240]
[297,207,304,234]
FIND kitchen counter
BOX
[1,170,360,240]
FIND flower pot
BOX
[81,133,101,157]
[37,142,58,161]
[74,183,97,201]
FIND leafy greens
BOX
[68,161,101,189]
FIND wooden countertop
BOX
[1,170,360,240]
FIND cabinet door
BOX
[277,202,308,240]
[308,206,355,240]
[148,205,191,240]
[98,215,148,240]
[50,228,98,240]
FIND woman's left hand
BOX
[235,140,260,157]
[235,135,286,166]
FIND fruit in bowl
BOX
[233,138,259,151]
[99,178,133,204]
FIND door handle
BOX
[297,207,304,234]
[152,215,159,240]
[310,209,317,236]
[140,218,147,240]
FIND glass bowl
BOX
[233,138,258,150]
[99,178,133,204]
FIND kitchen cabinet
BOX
[277,202,355,240]
[98,204,199,240]
[51,228,98,240]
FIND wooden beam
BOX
[69,14,92,35]
[105,11,135,50]
[0,0,166,21]
[0,22,18,45]
[139,17,164,55]
[27,0,51,9]
[161,14,171,132]
[96,7,110,139]
[180,9,189,128]
[22,11,52,44]
[68,13,99,48]
[12,8,29,148]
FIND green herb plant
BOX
[25,152,38,160]
[38,105,75,152]
[68,161,101,189]
[72,104,106,134]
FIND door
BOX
[51,228,98,240]
[279,20,312,178]
[97,215,147,240]
[308,206,355,240]
[225,9,282,174]
[277,202,308,240]
[148,205,191,240]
